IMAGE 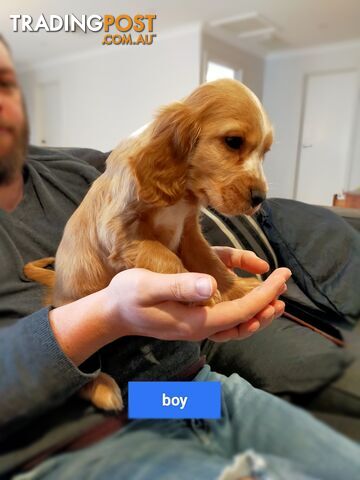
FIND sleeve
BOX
[0,307,100,440]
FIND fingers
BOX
[208,318,261,342]
[212,247,269,274]
[208,298,286,342]
[254,299,285,328]
[134,270,218,305]
[270,298,286,318]
[205,268,291,333]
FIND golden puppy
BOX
[25,79,272,411]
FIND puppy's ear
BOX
[130,102,200,206]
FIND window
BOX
[206,61,235,82]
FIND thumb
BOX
[142,271,217,304]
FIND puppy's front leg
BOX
[179,215,260,303]
[129,239,188,274]
[123,239,216,306]
[226,276,262,299]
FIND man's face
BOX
[0,41,28,185]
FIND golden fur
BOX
[25,79,273,411]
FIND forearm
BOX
[0,308,101,438]
[49,287,124,366]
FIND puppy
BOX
[25,79,272,411]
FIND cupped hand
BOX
[104,265,291,344]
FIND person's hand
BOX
[103,265,290,343]
[212,246,270,275]
[49,262,290,366]
[209,246,284,340]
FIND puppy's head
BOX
[186,79,272,216]
[131,79,272,214]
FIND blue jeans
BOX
[14,366,360,480]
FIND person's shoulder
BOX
[28,145,110,173]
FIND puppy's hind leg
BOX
[79,373,124,411]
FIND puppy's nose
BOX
[250,190,266,207]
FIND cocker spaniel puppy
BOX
[25,79,273,411]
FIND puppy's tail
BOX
[23,257,56,288]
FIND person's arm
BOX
[50,262,290,363]
[0,253,290,439]
[0,305,102,440]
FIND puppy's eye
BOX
[225,136,243,150]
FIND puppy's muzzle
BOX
[250,189,266,207]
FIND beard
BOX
[0,100,29,186]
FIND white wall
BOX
[202,32,264,99]
[22,27,360,202]
[19,26,265,153]
[263,42,360,199]
[18,25,202,152]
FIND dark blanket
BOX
[257,199,360,326]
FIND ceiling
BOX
[1,0,360,69]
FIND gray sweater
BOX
[0,146,199,476]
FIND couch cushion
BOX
[201,317,353,395]
[201,208,278,278]
[256,199,360,326]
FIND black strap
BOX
[282,297,345,347]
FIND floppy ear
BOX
[130,102,200,206]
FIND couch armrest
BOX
[324,207,360,233]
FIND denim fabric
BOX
[13,366,360,480]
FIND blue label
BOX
[128,381,221,419]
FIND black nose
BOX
[250,190,266,207]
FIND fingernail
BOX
[249,321,260,332]
[196,277,212,298]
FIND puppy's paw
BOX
[79,372,124,411]
[191,288,222,307]
[239,277,262,294]
[223,277,262,301]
